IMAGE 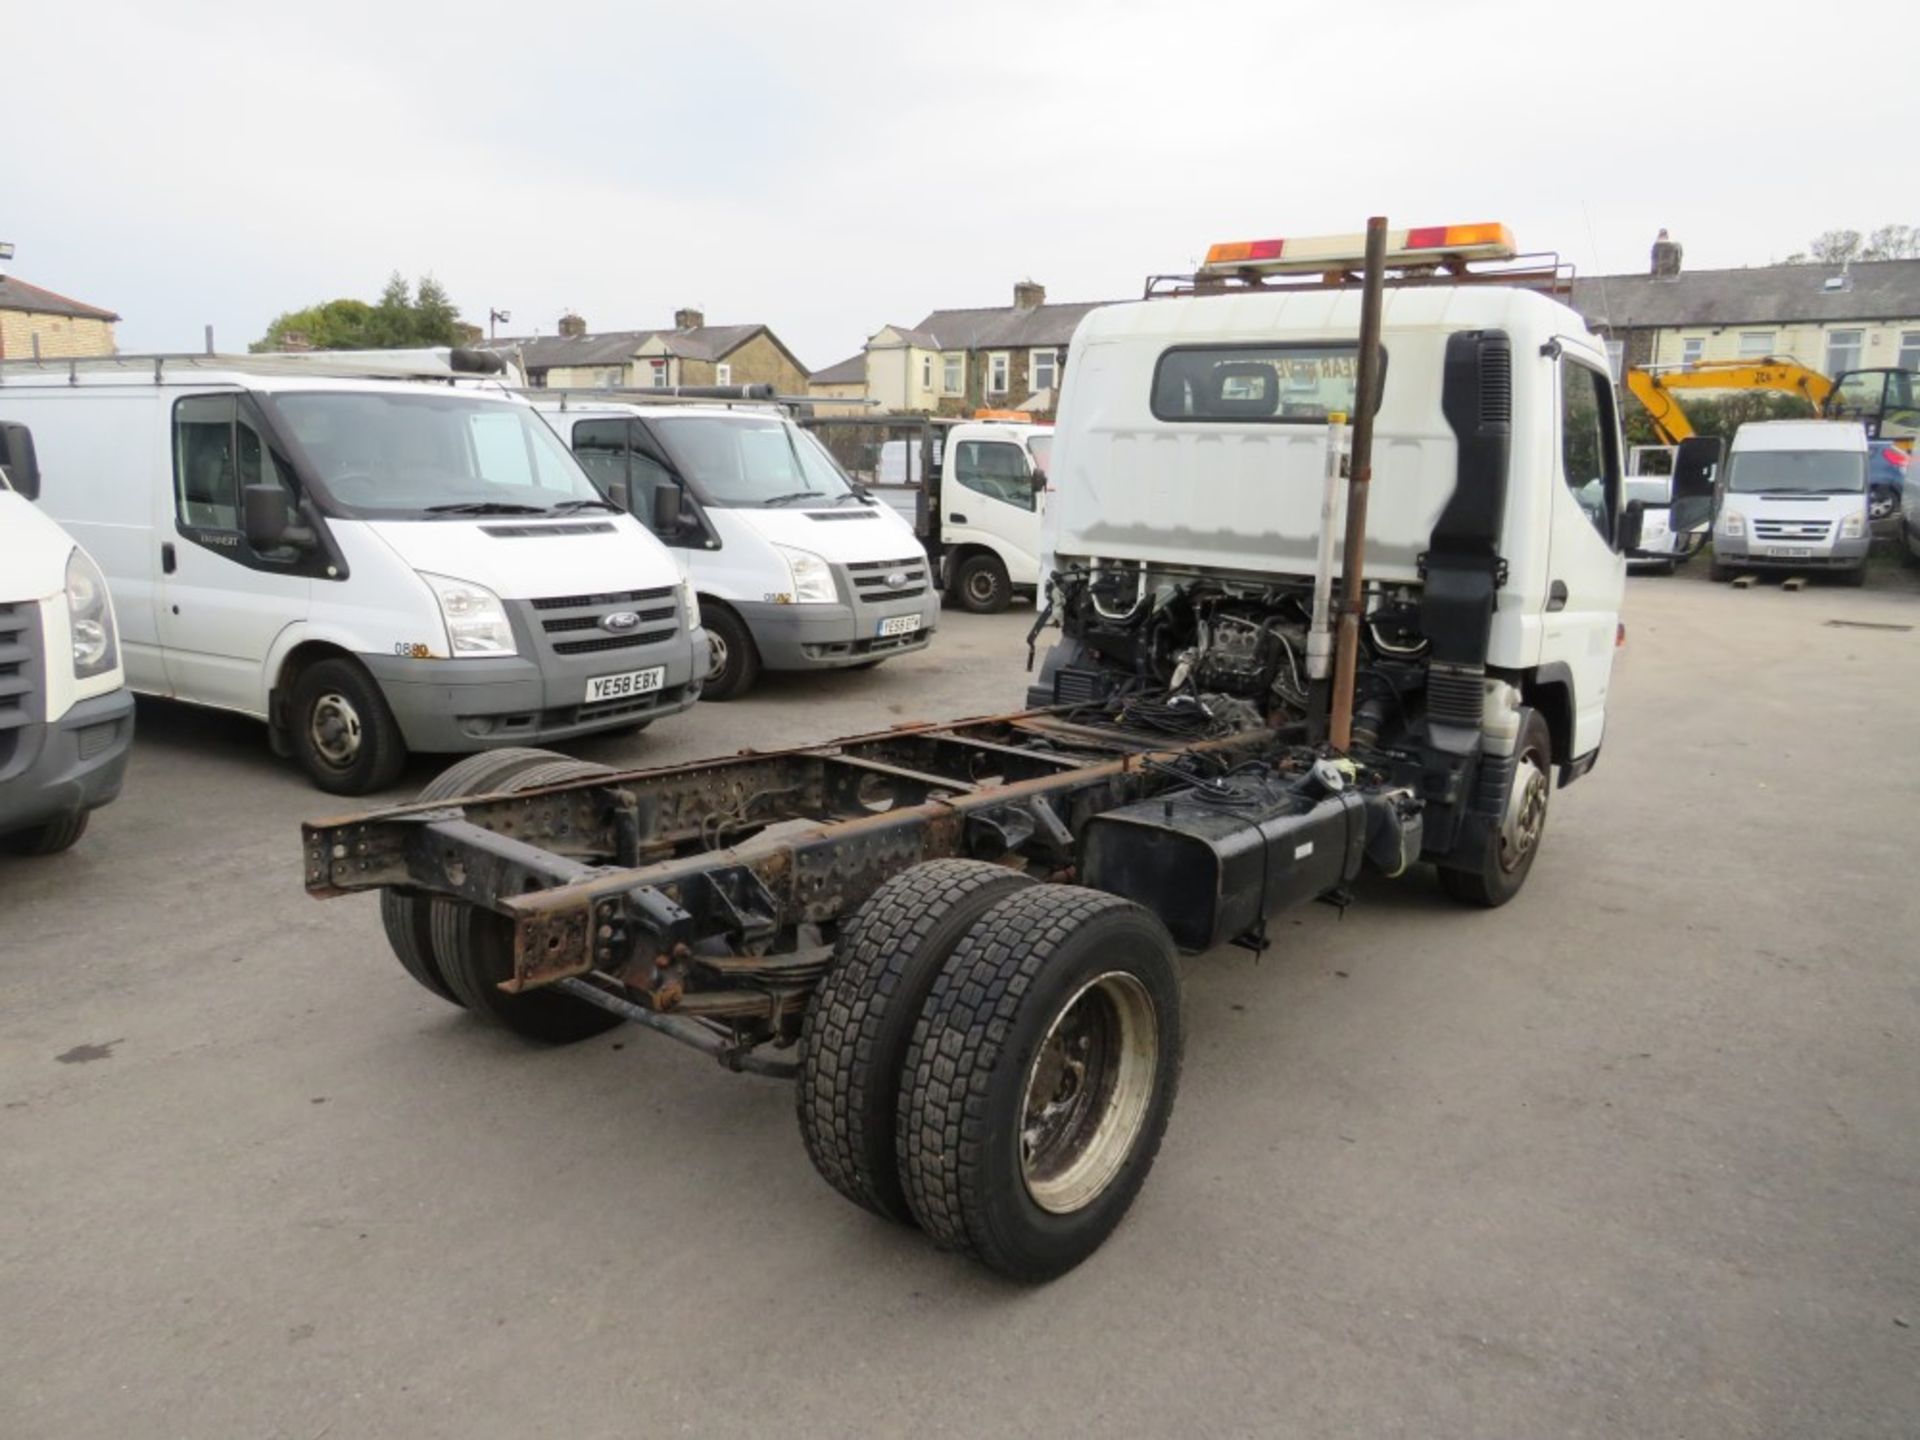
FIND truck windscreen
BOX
[1726,450,1866,494]
[271,392,606,518]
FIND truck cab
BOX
[0,422,135,854]
[537,400,937,700]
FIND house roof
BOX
[0,275,120,323]
[484,323,778,372]
[810,353,866,385]
[908,300,1110,351]
[871,324,943,350]
[1571,259,1920,331]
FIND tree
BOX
[253,273,464,351]
[1864,224,1920,261]
[1621,388,1814,447]
[1784,224,1920,264]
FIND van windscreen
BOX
[271,391,605,518]
[1725,448,1866,495]
[648,416,856,507]
[1150,343,1379,424]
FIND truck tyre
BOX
[699,605,760,702]
[1439,708,1553,909]
[1,810,89,856]
[953,552,1011,614]
[896,885,1182,1282]
[797,859,1035,1225]
[380,748,564,1006]
[291,656,408,795]
[1837,563,1868,588]
[428,757,626,1044]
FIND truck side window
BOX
[955,440,1034,509]
[1559,360,1621,544]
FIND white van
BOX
[0,422,135,853]
[1710,420,1871,584]
[3,355,707,793]
[536,401,936,699]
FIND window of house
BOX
[1899,331,1920,371]
[650,360,669,389]
[921,355,932,390]
[1738,331,1776,359]
[954,440,1035,509]
[1150,342,1380,424]
[1559,360,1621,546]
[716,363,732,386]
[942,353,963,394]
[1031,348,1058,393]
[1825,329,1863,377]
[1681,336,1705,367]
[987,352,1009,394]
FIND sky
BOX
[2,0,1895,370]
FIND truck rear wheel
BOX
[952,553,1011,614]
[1,810,88,856]
[1438,709,1552,909]
[797,860,1034,1225]
[896,885,1182,1282]
[428,757,626,1044]
[380,748,565,1006]
[291,656,408,795]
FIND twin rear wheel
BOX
[797,861,1183,1282]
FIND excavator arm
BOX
[1623,360,1836,446]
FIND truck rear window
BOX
[1150,343,1380,424]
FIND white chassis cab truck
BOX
[301,225,1669,1281]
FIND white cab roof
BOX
[1729,420,1868,453]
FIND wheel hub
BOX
[1020,971,1159,1215]
[967,570,996,603]
[706,632,729,683]
[1498,747,1549,873]
[309,692,363,767]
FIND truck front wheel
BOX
[896,885,1182,1282]
[952,553,1011,614]
[1,810,89,856]
[1439,709,1552,909]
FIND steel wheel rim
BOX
[966,568,997,605]
[1020,970,1159,1215]
[1871,494,1895,520]
[706,632,729,683]
[1499,745,1549,873]
[309,692,363,767]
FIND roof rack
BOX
[522,384,874,415]
[0,347,521,387]
[1144,250,1575,300]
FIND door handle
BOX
[949,512,967,524]
[1546,580,1568,612]
[161,542,177,574]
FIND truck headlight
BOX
[773,545,836,604]
[66,547,118,679]
[421,573,517,657]
[1719,510,1745,537]
[1840,511,1865,539]
[680,574,702,627]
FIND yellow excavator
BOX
[1624,360,1919,448]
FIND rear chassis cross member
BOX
[303,708,1274,1063]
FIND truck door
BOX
[157,393,311,714]
[949,436,1042,586]
[1545,355,1627,759]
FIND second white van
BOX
[1710,420,1871,584]
[5,355,707,793]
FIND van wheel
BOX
[1,810,89,856]
[700,606,760,702]
[379,748,567,1006]
[897,885,1182,1282]
[291,657,408,795]
[797,860,1034,1225]
[953,553,1011,614]
[1439,709,1552,909]
[1708,557,1733,583]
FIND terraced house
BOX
[488,308,809,393]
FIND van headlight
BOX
[67,547,119,678]
[680,575,702,627]
[772,545,836,604]
[1719,510,1745,537]
[421,573,517,657]
[1840,511,1865,539]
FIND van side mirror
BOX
[242,484,312,552]
[607,478,631,512]
[1619,499,1647,555]
[0,422,41,501]
[1669,435,1721,534]
[651,483,685,535]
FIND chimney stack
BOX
[558,311,587,338]
[1013,279,1045,312]
[674,307,704,331]
[1650,229,1683,280]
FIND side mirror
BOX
[242,484,313,552]
[607,478,631,512]
[1619,499,1647,555]
[1670,435,1721,534]
[0,422,41,501]
[652,483,685,535]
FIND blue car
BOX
[1870,440,1908,522]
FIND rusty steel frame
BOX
[304,706,1274,1054]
